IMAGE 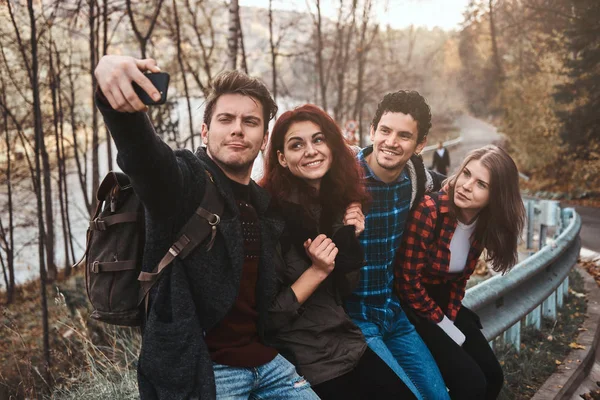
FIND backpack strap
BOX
[137,171,224,309]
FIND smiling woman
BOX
[276,120,333,191]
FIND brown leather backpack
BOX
[80,170,222,326]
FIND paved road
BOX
[570,205,600,253]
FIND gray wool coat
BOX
[97,98,285,400]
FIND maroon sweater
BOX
[204,180,278,367]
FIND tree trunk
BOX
[268,0,277,101]
[102,0,114,172]
[126,0,165,59]
[489,0,504,85]
[67,66,92,212]
[228,0,239,70]
[89,0,100,217]
[172,0,195,150]
[50,45,72,272]
[0,79,15,305]
[238,11,248,74]
[353,0,374,144]
[315,0,327,110]
[27,0,51,383]
[334,0,357,123]
[184,0,213,97]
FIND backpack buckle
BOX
[208,214,220,226]
[90,219,107,231]
[91,261,100,273]
[168,234,190,257]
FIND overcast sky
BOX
[240,0,471,30]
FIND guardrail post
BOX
[503,322,521,352]
[561,208,573,233]
[539,224,548,249]
[563,276,569,297]
[526,305,542,330]
[526,200,534,249]
[556,287,564,308]
[542,292,557,320]
[555,206,563,237]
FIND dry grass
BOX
[0,270,140,399]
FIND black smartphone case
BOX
[132,72,170,105]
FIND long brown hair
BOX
[259,104,369,212]
[446,145,525,274]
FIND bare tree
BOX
[126,0,165,58]
[102,0,113,172]
[237,10,249,74]
[183,0,216,97]
[353,0,378,143]
[26,0,52,382]
[0,75,15,305]
[310,0,328,110]
[6,0,57,281]
[333,0,357,123]
[488,0,504,85]
[228,0,240,70]
[268,0,277,100]
[89,0,101,216]
[170,0,195,149]
[49,41,72,273]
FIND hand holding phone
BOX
[132,72,170,106]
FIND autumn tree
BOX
[554,0,600,158]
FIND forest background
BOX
[0,0,598,397]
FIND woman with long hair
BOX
[261,104,420,399]
[395,144,526,399]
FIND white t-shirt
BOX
[436,148,446,157]
[448,219,477,273]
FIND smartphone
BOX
[132,72,170,105]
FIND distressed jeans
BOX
[352,312,450,400]
[213,354,320,400]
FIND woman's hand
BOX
[304,234,338,276]
[344,202,365,237]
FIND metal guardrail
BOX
[463,207,582,347]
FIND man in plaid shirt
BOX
[345,91,448,400]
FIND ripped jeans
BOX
[213,354,319,400]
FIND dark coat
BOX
[431,147,451,176]
[97,99,284,400]
[266,199,367,385]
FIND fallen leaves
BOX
[569,342,586,350]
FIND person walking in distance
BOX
[431,141,451,176]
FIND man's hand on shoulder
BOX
[94,55,161,113]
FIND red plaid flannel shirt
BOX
[394,192,483,323]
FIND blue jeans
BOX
[352,314,450,400]
[213,354,320,400]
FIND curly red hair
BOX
[259,104,369,212]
